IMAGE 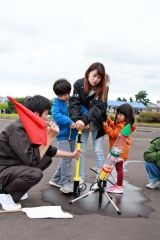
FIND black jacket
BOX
[0,119,57,172]
[69,78,107,138]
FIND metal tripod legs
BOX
[104,191,121,214]
[69,183,121,215]
[69,189,96,204]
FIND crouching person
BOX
[144,137,160,189]
[0,95,80,211]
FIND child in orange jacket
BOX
[103,103,136,194]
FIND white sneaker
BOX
[0,194,21,211]
[49,180,61,188]
[20,193,28,200]
[60,183,73,194]
[79,177,84,185]
[146,180,160,189]
[91,183,99,190]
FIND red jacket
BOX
[103,118,136,160]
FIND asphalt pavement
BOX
[0,119,160,240]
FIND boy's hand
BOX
[39,122,59,159]
[72,149,81,158]
[47,121,59,137]
[70,123,76,129]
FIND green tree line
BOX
[0,97,53,114]
[117,90,150,106]
[0,90,151,113]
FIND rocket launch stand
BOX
[69,124,131,214]
[69,178,121,215]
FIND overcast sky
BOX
[0,0,159,103]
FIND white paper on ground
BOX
[22,206,73,219]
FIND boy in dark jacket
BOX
[0,95,80,211]
[144,137,160,189]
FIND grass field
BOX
[0,113,18,119]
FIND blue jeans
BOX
[51,140,75,186]
[145,162,160,183]
[80,129,105,178]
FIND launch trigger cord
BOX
[77,183,87,195]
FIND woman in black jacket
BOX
[69,62,110,183]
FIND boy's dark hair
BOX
[115,103,135,125]
[24,95,51,116]
[53,79,71,96]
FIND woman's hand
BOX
[84,124,89,129]
[75,120,85,130]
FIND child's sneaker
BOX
[146,180,160,189]
[49,180,61,188]
[60,183,73,194]
[91,183,99,190]
[108,185,123,194]
[79,177,85,185]
[0,193,21,211]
